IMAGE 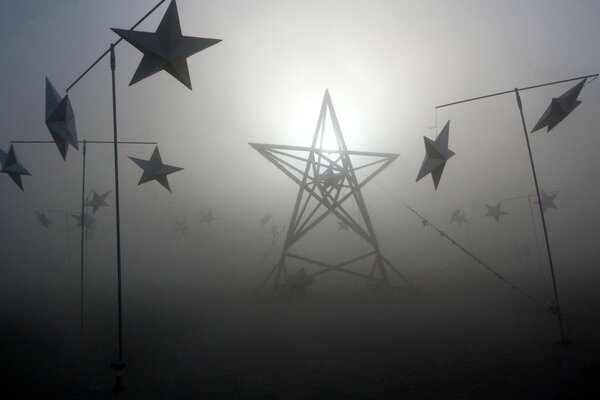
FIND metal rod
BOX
[80,140,87,333]
[436,74,598,109]
[514,88,567,343]
[10,140,156,145]
[66,0,168,92]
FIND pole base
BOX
[110,362,126,392]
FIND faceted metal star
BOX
[531,79,586,133]
[111,0,221,90]
[416,120,455,190]
[35,211,52,228]
[199,209,217,227]
[0,145,31,191]
[450,208,467,226]
[129,146,183,192]
[72,213,96,232]
[45,78,79,160]
[535,190,558,213]
[86,189,110,213]
[484,202,507,222]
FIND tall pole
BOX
[80,140,87,333]
[514,88,567,344]
[109,44,126,390]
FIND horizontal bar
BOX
[436,73,599,109]
[11,140,157,145]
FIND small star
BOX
[416,120,455,190]
[421,219,429,227]
[35,211,52,228]
[72,213,96,232]
[484,202,508,222]
[450,208,467,226]
[0,145,31,191]
[86,189,110,213]
[129,146,183,192]
[199,209,217,227]
[535,191,558,213]
[111,0,221,90]
[175,219,189,235]
[337,221,350,231]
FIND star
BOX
[86,189,110,213]
[535,191,558,213]
[72,212,96,232]
[35,211,52,228]
[175,219,189,235]
[416,120,455,190]
[111,0,221,90]
[317,167,345,190]
[129,146,183,192]
[285,268,316,292]
[421,219,429,227]
[45,78,79,160]
[450,208,467,226]
[199,209,217,227]
[0,145,31,191]
[337,220,350,231]
[259,213,272,228]
[531,79,586,133]
[484,202,508,222]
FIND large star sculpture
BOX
[250,90,409,291]
[86,189,110,213]
[129,146,183,192]
[175,219,190,235]
[0,145,31,191]
[531,79,586,133]
[72,213,96,232]
[199,209,217,227]
[416,120,455,190]
[535,190,558,213]
[111,0,221,90]
[35,211,52,228]
[45,78,79,160]
[450,208,467,226]
[484,202,507,222]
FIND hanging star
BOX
[0,145,31,191]
[199,209,217,227]
[484,202,507,222]
[535,191,558,213]
[45,78,79,160]
[175,219,189,235]
[129,146,183,192]
[111,0,221,90]
[337,220,350,231]
[35,211,52,228]
[259,213,273,228]
[450,208,467,226]
[416,120,455,190]
[72,213,96,232]
[86,189,110,213]
[531,79,586,133]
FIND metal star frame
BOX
[251,90,410,292]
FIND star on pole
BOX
[450,208,467,226]
[199,209,217,227]
[129,146,183,192]
[45,78,79,160]
[535,191,558,213]
[72,213,96,232]
[484,202,507,222]
[416,121,455,190]
[86,189,110,213]
[111,0,221,90]
[531,79,586,133]
[0,145,31,191]
[35,211,52,228]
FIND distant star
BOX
[86,189,110,213]
[337,220,350,231]
[199,209,217,227]
[175,219,189,235]
[129,146,183,192]
[484,202,507,222]
[0,145,31,191]
[45,78,79,160]
[72,213,96,232]
[531,79,586,133]
[450,208,467,226]
[535,191,558,213]
[111,0,221,90]
[259,213,272,228]
[416,120,455,190]
[35,211,52,228]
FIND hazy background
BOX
[1,0,600,398]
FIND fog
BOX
[1,0,600,398]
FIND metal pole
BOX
[514,88,568,344]
[80,140,87,333]
[109,44,126,391]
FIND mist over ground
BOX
[1,0,600,398]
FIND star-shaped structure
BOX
[535,191,558,213]
[484,202,507,222]
[45,78,79,160]
[251,90,409,291]
[199,209,217,227]
[259,213,273,228]
[35,211,52,228]
[450,208,467,226]
[86,189,110,213]
[111,0,221,90]
[531,79,586,133]
[416,121,455,190]
[175,219,189,235]
[421,219,429,227]
[129,146,183,192]
[337,220,350,231]
[72,212,96,232]
[285,268,316,292]
[0,145,31,191]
